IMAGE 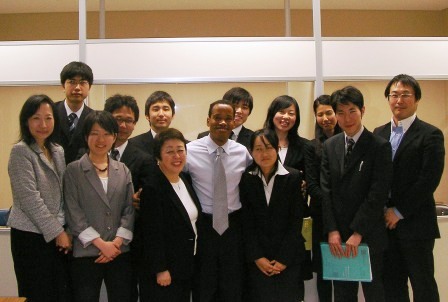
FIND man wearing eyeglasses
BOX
[104,94,152,302]
[54,61,94,164]
[374,74,445,302]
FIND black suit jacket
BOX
[129,130,155,156]
[54,100,93,164]
[374,118,444,240]
[120,141,153,192]
[197,126,254,150]
[140,164,202,280]
[321,129,393,252]
[240,168,305,266]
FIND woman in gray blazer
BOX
[8,95,71,302]
[63,110,135,302]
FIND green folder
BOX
[320,242,372,282]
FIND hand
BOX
[345,232,362,257]
[300,179,307,198]
[93,238,121,262]
[132,188,142,210]
[55,231,72,254]
[328,231,344,258]
[255,257,275,277]
[95,252,113,264]
[271,260,287,274]
[157,270,172,286]
[384,208,400,230]
[113,237,124,249]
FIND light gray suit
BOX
[8,141,66,242]
[63,153,135,258]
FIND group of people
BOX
[6,60,444,302]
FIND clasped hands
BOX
[328,231,362,258]
[93,237,123,264]
[255,257,286,277]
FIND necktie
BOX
[110,149,120,161]
[68,113,78,134]
[213,147,228,235]
[344,137,355,170]
[390,126,403,159]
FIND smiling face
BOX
[207,103,235,146]
[315,104,337,135]
[251,135,277,174]
[28,103,55,146]
[273,104,296,134]
[87,123,117,157]
[388,81,419,123]
[147,100,174,133]
[158,138,186,178]
[62,76,91,111]
[111,106,136,146]
[233,100,251,128]
[335,102,364,137]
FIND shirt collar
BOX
[113,140,128,159]
[205,135,230,155]
[64,100,84,118]
[390,113,416,134]
[150,128,158,139]
[344,125,364,144]
[249,160,290,179]
[232,125,243,137]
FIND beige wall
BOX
[0,9,447,40]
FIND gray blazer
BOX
[63,153,135,258]
[7,141,66,242]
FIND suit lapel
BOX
[106,159,120,202]
[393,118,420,160]
[334,134,345,175]
[80,155,111,208]
[57,102,71,138]
[268,174,286,208]
[343,129,369,175]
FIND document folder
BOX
[320,242,372,282]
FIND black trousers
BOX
[333,251,385,302]
[311,215,332,302]
[193,211,244,302]
[140,274,192,302]
[383,231,439,302]
[10,228,71,302]
[70,252,133,302]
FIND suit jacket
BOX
[374,118,444,240]
[140,164,201,280]
[304,139,325,218]
[129,130,155,156]
[321,129,392,253]
[63,154,135,258]
[120,140,153,192]
[7,141,66,242]
[54,100,93,165]
[240,167,305,266]
[197,125,254,150]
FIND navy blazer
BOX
[374,118,444,240]
[321,129,392,253]
[197,125,254,150]
[54,100,93,164]
[140,164,201,280]
[240,167,305,266]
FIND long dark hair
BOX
[246,128,279,182]
[19,94,59,148]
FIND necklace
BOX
[92,163,108,172]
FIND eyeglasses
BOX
[65,79,89,87]
[114,117,135,126]
[388,94,413,101]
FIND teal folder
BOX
[320,242,372,282]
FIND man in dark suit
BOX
[321,86,393,302]
[54,61,94,164]
[197,87,254,150]
[374,74,445,302]
[104,94,153,302]
[129,91,175,156]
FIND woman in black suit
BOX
[263,95,312,299]
[240,128,306,302]
[140,128,201,302]
[304,95,341,302]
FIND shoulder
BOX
[284,166,302,180]
[197,131,209,139]
[413,118,443,134]
[241,126,254,136]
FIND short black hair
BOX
[19,94,59,148]
[384,74,422,101]
[144,91,176,116]
[60,61,94,86]
[330,86,364,112]
[82,111,118,147]
[104,94,140,123]
[153,128,187,161]
[263,95,301,140]
[207,100,235,118]
[223,87,254,114]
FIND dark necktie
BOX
[390,126,403,159]
[213,147,228,235]
[68,113,78,134]
[344,137,355,170]
[110,149,120,161]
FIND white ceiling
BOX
[0,0,447,14]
